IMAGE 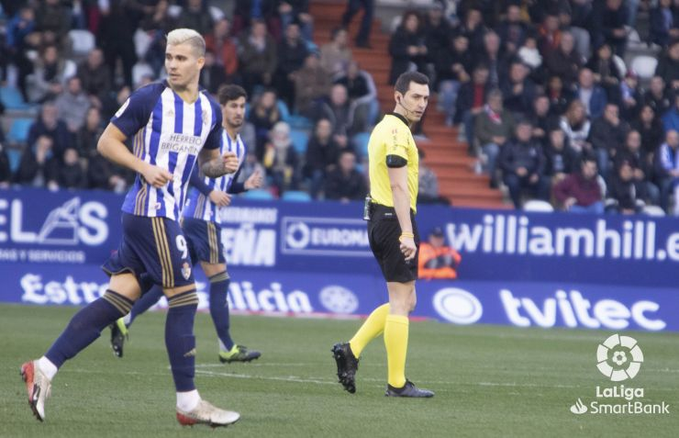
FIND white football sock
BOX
[37,356,58,381]
[176,390,201,412]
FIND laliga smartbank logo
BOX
[569,334,670,416]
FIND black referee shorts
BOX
[367,204,420,283]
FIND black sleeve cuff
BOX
[386,155,407,168]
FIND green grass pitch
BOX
[1,304,677,437]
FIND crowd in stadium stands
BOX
[1,0,679,215]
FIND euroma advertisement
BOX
[0,187,677,331]
[1,264,676,332]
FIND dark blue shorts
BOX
[181,217,225,265]
[102,213,195,289]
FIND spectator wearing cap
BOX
[418,227,461,280]
[655,129,679,213]
[500,61,536,118]
[553,154,604,213]
[499,119,549,209]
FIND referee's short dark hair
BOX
[394,71,429,95]
[218,84,248,105]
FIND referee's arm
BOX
[388,165,416,261]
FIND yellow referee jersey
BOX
[368,113,419,213]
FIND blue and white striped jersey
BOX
[183,131,248,224]
[112,81,222,220]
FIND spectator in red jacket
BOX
[553,154,604,214]
[204,18,239,84]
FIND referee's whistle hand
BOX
[400,238,417,261]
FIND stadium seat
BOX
[281,190,312,202]
[277,100,291,121]
[642,205,666,217]
[0,86,31,110]
[290,129,310,154]
[209,5,225,21]
[523,200,554,213]
[352,132,371,158]
[68,29,95,56]
[6,149,21,173]
[631,56,658,80]
[6,118,33,145]
[132,62,155,88]
[242,189,275,200]
[287,115,313,130]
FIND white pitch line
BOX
[195,363,310,368]
[195,369,337,386]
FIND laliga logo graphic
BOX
[432,288,483,325]
[596,334,644,382]
[319,285,359,314]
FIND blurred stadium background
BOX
[0,0,677,436]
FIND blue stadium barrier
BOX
[0,187,677,332]
[242,189,275,200]
[352,132,371,158]
[277,100,291,121]
[7,149,22,173]
[0,86,31,110]
[281,190,311,202]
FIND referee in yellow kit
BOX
[332,71,434,398]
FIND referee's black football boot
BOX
[385,380,434,398]
[331,342,359,394]
[109,318,128,358]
